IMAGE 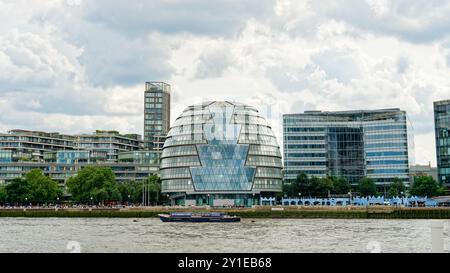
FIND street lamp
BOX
[348,191,352,206]
[57,197,60,208]
[298,193,302,199]
[25,197,28,208]
[128,194,131,206]
[90,196,93,207]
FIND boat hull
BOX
[159,214,240,222]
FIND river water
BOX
[0,218,448,253]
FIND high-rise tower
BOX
[144,82,171,151]
[434,99,450,187]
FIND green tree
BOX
[282,181,293,197]
[295,172,311,196]
[358,177,377,197]
[145,175,161,205]
[310,177,334,197]
[118,181,143,204]
[283,172,312,198]
[388,177,406,197]
[5,177,29,203]
[67,167,121,204]
[0,184,7,203]
[25,169,61,204]
[330,176,351,194]
[409,175,443,197]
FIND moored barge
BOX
[158,212,240,222]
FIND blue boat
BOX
[158,212,240,222]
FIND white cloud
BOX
[195,40,234,79]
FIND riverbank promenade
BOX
[0,205,450,219]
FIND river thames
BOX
[0,218,448,253]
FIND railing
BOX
[282,196,441,207]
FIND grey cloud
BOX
[265,65,314,93]
[406,84,442,135]
[397,57,409,74]
[195,47,233,79]
[0,102,45,130]
[311,49,362,83]
[33,3,176,88]
[82,0,275,38]
[0,32,66,90]
[312,0,450,43]
[266,48,363,93]
[1,88,106,116]
[75,27,174,87]
[290,100,316,114]
[0,30,106,116]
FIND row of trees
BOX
[0,169,61,204]
[410,175,445,197]
[0,167,163,205]
[284,172,445,198]
[284,173,350,198]
[0,168,446,204]
[67,166,162,205]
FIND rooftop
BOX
[145,82,170,93]
[434,99,450,105]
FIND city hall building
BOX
[160,101,283,206]
[283,109,414,189]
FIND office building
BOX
[283,109,414,189]
[118,150,160,165]
[0,162,158,185]
[144,82,171,151]
[434,99,450,187]
[44,150,108,164]
[410,164,438,182]
[0,130,75,162]
[74,130,142,162]
[0,129,157,186]
[160,101,283,206]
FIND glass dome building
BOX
[160,101,283,206]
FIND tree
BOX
[294,172,311,196]
[409,175,443,197]
[310,177,334,198]
[67,167,121,204]
[358,177,377,197]
[118,181,143,204]
[0,184,7,203]
[282,181,293,197]
[146,175,161,205]
[283,172,312,198]
[331,176,351,194]
[25,169,61,204]
[5,177,29,203]
[388,177,406,197]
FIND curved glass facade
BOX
[160,101,282,206]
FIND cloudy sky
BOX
[1,0,449,166]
